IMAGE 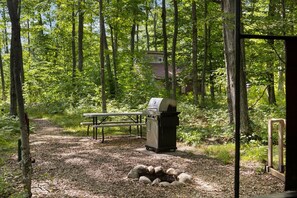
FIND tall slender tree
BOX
[99,0,107,112]
[192,0,199,105]
[171,0,178,99]
[78,0,84,72]
[0,52,6,101]
[7,0,32,196]
[72,3,77,83]
[162,0,170,93]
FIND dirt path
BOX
[30,118,284,198]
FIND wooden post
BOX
[267,118,285,179]
[285,38,297,191]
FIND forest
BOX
[0,0,294,197]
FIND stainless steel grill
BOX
[145,98,180,153]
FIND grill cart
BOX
[145,98,180,153]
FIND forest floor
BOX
[18,119,284,197]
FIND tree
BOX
[0,52,6,101]
[192,0,199,105]
[78,0,84,72]
[222,0,250,135]
[99,0,107,112]
[162,0,170,93]
[7,0,32,196]
[171,0,178,100]
[71,2,76,84]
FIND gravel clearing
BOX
[29,118,284,197]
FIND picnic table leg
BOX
[87,125,90,136]
[101,128,104,143]
[95,117,98,140]
[136,115,139,136]
[92,117,96,139]
[140,115,143,137]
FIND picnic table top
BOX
[83,112,144,117]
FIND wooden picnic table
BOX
[82,112,146,143]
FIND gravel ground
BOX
[28,118,284,198]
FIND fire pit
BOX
[145,98,180,153]
[127,164,192,187]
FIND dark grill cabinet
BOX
[145,98,180,153]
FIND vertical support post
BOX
[285,38,297,191]
[268,120,273,168]
[278,120,284,173]
[235,0,241,197]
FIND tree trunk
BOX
[153,0,158,51]
[222,0,250,135]
[99,0,107,112]
[3,7,9,53]
[110,25,118,95]
[72,4,76,84]
[7,0,32,196]
[103,24,115,97]
[192,1,199,106]
[162,0,170,93]
[267,0,277,105]
[222,0,235,124]
[145,2,150,51]
[0,52,6,101]
[78,0,84,72]
[130,22,136,69]
[171,0,178,100]
[209,26,215,101]
[201,0,208,106]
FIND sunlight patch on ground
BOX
[193,177,223,193]
[32,179,106,198]
[31,141,47,145]
[65,157,90,165]
[86,168,104,179]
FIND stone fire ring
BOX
[127,164,192,187]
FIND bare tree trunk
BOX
[222,0,250,135]
[7,1,32,196]
[171,0,178,100]
[208,26,215,101]
[130,22,136,69]
[78,0,84,72]
[267,0,277,105]
[0,52,6,101]
[145,1,150,51]
[153,0,158,51]
[201,0,208,106]
[192,1,199,105]
[99,0,107,112]
[103,24,115,97]
[110,25,118,95]
[222,0,235,124]
[162,0,170,93]
[72,4,76,84]
[3,7,9,53]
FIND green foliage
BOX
[203,143,234,165]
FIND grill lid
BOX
[147,98,177,112]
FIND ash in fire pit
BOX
[127,165,192,187]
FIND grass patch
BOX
[202,143,235,164]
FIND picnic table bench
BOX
[82,112,145,143]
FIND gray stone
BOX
[139,176,151,184]
[177,173,192,183]
[166,168,181,176]
[152,178,161,186]
[133,164,149,175]
[127,169,139,179]
[159,181,171,187]
[148,166,155,174]
[154,166,164,175]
